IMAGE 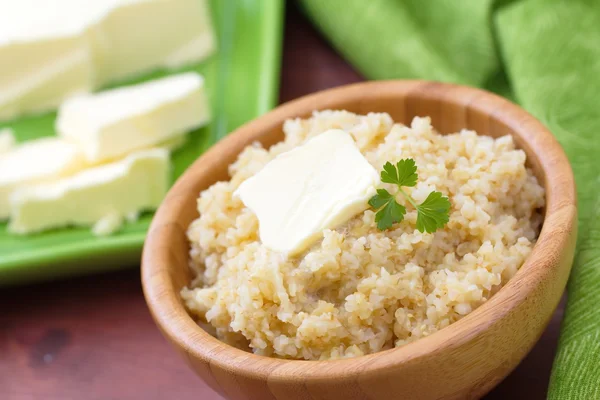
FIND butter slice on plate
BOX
[235,129,379,256]
[0,0,94,121]
[90,0,216,86]
[56,72,210,162]
[0,0,215,122]
[9,148,170,235]
[0,128,16,154]
[0,138,83,219]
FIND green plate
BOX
[0,0,283,285]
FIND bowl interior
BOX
[151,79,555,339]
[170,80,549,282]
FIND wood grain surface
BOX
[1,3,571,400]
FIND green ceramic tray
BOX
[0,0,283,285]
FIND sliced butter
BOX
[0,0,103,120]
[0,34,94,122]
[90,0,216,86]
[235,129,379,256]
[8,148,170,235]
[57,72,209,162]
[158,133,189,153]
[0,128,16,154]
[0,0,215,122]
[0,138,83,219]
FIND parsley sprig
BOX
[368,159,451,233]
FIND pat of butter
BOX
[0,128,16,154]
[0,0,104,121]
[0,138,84,219]
[91,0,216,86]
[0,0,215,122]
[56,72,209,162]
[8,148,170,235]
[235,129,379,256]
[0,32,94,122]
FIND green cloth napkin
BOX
[300,0,600,398]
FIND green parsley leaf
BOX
[369,189,406,231]
[380,159,418,187]
[415,191,451,233]
[369,158,450,233]
[368,189,406,230]
[376,201,406,230]
[368,188,394,208]
[380,162,400,185]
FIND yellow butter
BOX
[0,0,215,121]
[0,138,84,219]
[8,148,170,235]
[235,129,379,256]
[0,31,94,121]
[56,72,209,162]
[90,0,216,86]
[0,128,16,154]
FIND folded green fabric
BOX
[301,0,600,397]
[496,2,600,397]
[301,0,499,86]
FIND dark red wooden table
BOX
[1,4,563,399]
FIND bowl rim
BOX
[142,80,576,382]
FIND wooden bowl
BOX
[142,81,577,400]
